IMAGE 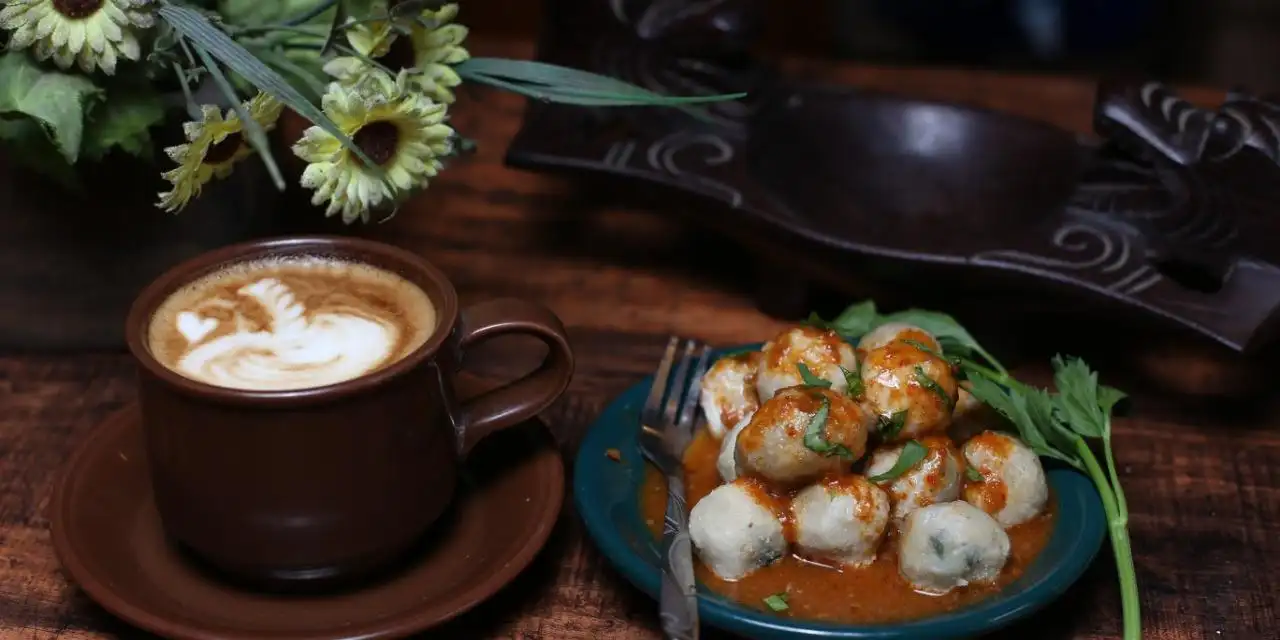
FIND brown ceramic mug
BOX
[124,235,573,589]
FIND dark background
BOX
[465,0,1280,91]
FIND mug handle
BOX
[454,298,574,456]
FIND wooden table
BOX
[1,39,1277,639]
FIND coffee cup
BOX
[124,235,574,589]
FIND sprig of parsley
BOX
[960,355,1136,640]
[815,301,1139,640]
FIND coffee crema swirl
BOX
[147,257,436,391]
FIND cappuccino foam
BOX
[147,256,437,391]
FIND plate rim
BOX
[49,403,565,640]
[573,345,1108,639]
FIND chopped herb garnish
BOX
[965,464,983,482]
[797,362,832,388]
[841,364,863,398]
[901,338,960,366]
[802,395,854,459]
[763,592,790,612]
[868,439,927,483]
[877,410,908,440]
[928,534,947,558]
[913,365,955,411]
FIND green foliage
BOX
[0,52,100,163]
[0,117,80,189]
[81,90,167,161]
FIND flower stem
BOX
[284,0,339,26]
[1075,437,1141,640]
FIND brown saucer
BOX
[49,402,565,640]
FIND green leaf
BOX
[763,593,789,612]
[219,0,330,26]
[902,338,957,365]
[801,395,854,459]
[250,45,327,100]
[881,308,1002,371]
[877,410,908,440]
[841,364,862,399]
[158,2,384,173]
[1049,355,1106,439]
[1098,385,1127,417]
[913,365,955,412]
[962,368,1080,470]
[455,58,746,107]
[0,116,80,189]
[190,42,286,191]
[81,90,166,161]
[0,52,100,163]
[965,464,983,482]
[868,440,927,483]
[828,301,879,338]
[797,362,832,389]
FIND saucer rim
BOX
[49,403,565,640]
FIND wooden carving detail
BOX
[506,0,1280,351]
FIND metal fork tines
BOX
[640,336,711,640]
[639,337,712,473]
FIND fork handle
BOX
[658,473,699,640]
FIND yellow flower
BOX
[322,2,469,103]
[292,73,453,223]
[157,93,284,213]
[0,0,155,75]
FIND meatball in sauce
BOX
[756,326,858,401]
[859,334,959,442]
[736,386,873,486]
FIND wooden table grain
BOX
[1,39,1277,640]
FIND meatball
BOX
[962,431,1049,527]
[860,337,959,442]
[699,352,762,440]
[756,326,858,401]
[736,387,874,486]
[857,322,942,353]
[689,479,787,581]
[898,501,1011,595]
[791,475,891,568]
[866,436,963,521]
[717,418,747,482]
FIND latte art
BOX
[148,257,436,391]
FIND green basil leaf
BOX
[877,410,908,440]
[841,364,862,399]
[802,395,854,459]
[868,440,927,483]
[797,362,832,389]
[913,365,955,412]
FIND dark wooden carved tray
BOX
[504,0,1280,353]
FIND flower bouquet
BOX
[0,0,738,222]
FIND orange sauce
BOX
[640,430,1055,624]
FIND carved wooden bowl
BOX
[505,0,1280,354]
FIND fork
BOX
[639,336,711,640]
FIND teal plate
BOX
[573,345,1107,640]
